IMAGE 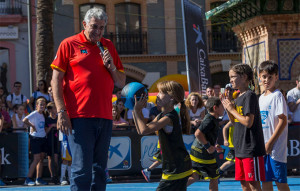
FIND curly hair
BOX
[185,92,204,109]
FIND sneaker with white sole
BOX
[24,177,35,186]
[60,180,69,186]
[60,177,69,186]
[141,168,151,182]
[35,178,48,185]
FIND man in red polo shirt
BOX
[51,8,125,191]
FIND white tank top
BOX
[189,107,205,121]
[15,114,25,129]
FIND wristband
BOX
[203,142,211,149]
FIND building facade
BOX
[0,0,36,96]
[206,0,300,93]
[0,0,241,97]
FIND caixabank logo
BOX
[107,137,131,170]
[192,24,204,45]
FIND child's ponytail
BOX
[180,101,191,135]
[157,81,191,135]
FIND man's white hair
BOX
[84,8,108,25]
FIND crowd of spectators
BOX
[0,73,299,186]
[0,80,67,186]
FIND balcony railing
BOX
[208,30,240,53]
[0,2,22,15]
[104,32,148,55]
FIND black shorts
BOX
[153,149,162,162]
[192,160,220,179]
[30,136,47,155]
[225,149,235,162]
[156,177,189,191]
[46,133,59,156]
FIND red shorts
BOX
[235,156,265,181]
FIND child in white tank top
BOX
[11,104,27,133]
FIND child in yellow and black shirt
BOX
[187,97,224,191]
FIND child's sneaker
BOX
[35,178,48,185]
[60,177,69,186]
[51,176,60,185]
[106,177,113,183]
[24,177,35,186]
[141,168,151,182]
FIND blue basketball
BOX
[121,82,147,109]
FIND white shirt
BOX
[14,113,25,128]
[286,87,300,122]
[25,111,46,138]
[127,108,150,119]
[6,93,27,116]
[259,89,288,163]
[189,107,205,121]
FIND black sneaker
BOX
[51,176,60,185]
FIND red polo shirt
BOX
[51,31,124,119]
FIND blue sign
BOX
[107,137,131,170]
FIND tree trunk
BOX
[35,0,54,87]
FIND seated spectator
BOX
[112,105,128,130]
[224,84,233,99]
[286,74,300,124]
[48,86,54,101]
[206,87,214,98]
[6,81,27,117]
[149,99,161,122]
[219,84,233,127]
[202,95,209,106]
[185,92,205,134]
[127,104,149,126]
[0,112,3,132]
[0,87,6,103]
[29,80,51,112]
[11,104,27,132]
[146,101,155,111]
[0,100,11,129]
[116,98,128,120]
[113,88,122,105]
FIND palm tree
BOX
[35,0,54,86]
